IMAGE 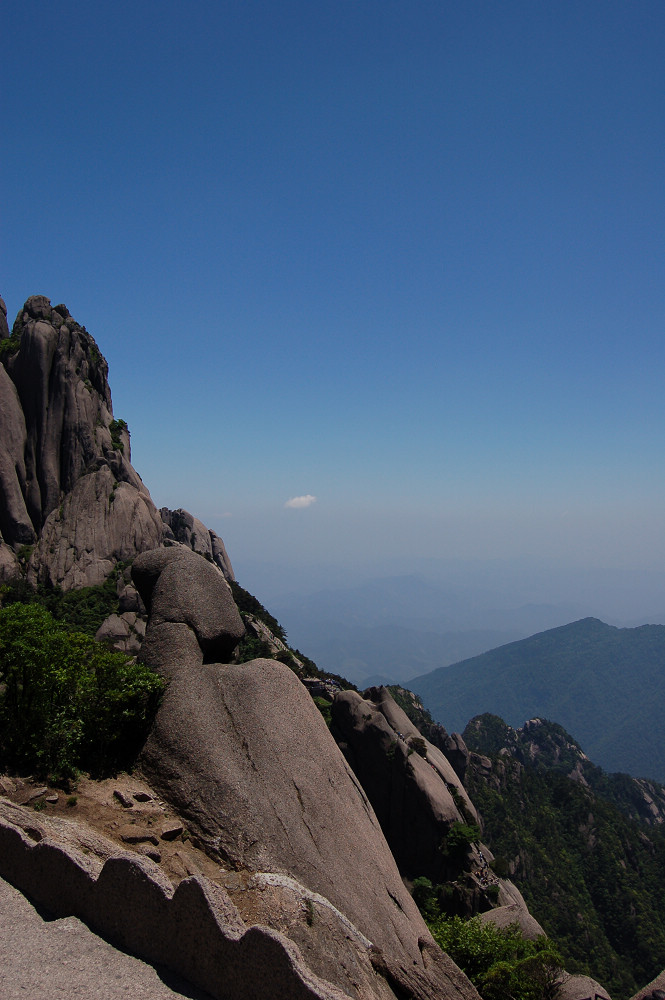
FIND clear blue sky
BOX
[3,1,665,600]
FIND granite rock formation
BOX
[0,296,233,596]
[1,293,647,998]
[133,545,479,1000]
[332,687,477,884]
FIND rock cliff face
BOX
[464,714,665,827]
[0,295,233,591]
[332,686,478,884]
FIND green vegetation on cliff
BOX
[1,571,123,637]
[0,603,164,780]
[430,917,562,1000]
[464,714,665,998]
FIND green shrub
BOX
[491,856,511,878]
[409,736,428,758]
[431,915,562,1000]
[234,633,275,663]
[1,572,122,637]
[443,821,481,856]
[313,696,332,726]
[0,603,164,779]
[108,418,127,452]
[411,876,439,921]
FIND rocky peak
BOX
[1,296,142,542]
[0,295,234,594]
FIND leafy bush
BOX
[313,695,332,726]
[443,821,481,856]
[1,573,122,637]
[234,633,275,663]
[108,418,128,451]
[430,915,562,1000]
[409,735,428,758]
[411,876,440,921]
[0,603,164,779]
[0,322,22,357]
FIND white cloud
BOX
[285,494,317,509]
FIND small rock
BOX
[113,789,134,808]
[171,850,203,877]
[24,786,48,803]
[45,794,59,804]
[132,791,152,802]
[138,845,162,863]
[160,821,184,842]
[118,824,159,846]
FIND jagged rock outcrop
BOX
[332,686,477,885]
[385,687,471,783]
[0,295,234,593]
[465,713,665,827]
[1,296,140,526]
[331,688,543,934]
[160,507,234,581]
[133,545,480,1000]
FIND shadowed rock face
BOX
[2,296,138,529]
[332,687,477,884]
[0,296,235,588]
[133,546,480,1000]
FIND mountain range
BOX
[265,572,665,689]
[410,617,665,780]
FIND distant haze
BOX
[228,549,665,687]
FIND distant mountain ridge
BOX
[410,616,665,780]
[269,573,593,686]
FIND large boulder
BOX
[133,547,479,1000]
[133,546,244,661]
[477,880,545,939]
[28,468,165,590]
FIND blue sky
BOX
[3,1,665,604]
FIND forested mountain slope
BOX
[461,714,665,998]
[409,617,665,779]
